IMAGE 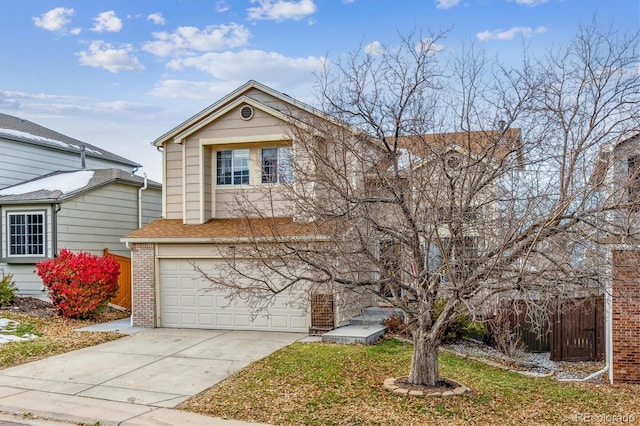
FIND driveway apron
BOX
[0,328,304,408]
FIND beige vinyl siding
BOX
[203,147,213,221]
[182,107,293,222]
[164,142,183,219]
[215,186,292,218]
[0,139,138,189]
[183,137,201,224]
[57,183,162,257]
[244,88,289,110]
[190,106,287,141]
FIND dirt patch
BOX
[0,296,56,318]
[394,377,454,393]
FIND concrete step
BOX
[349,307,404,326]
[321,324,387,345]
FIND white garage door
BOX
[159,259,309,332]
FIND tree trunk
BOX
[408,328,440,386]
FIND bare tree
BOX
[197,24,639,386]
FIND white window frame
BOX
[6,211,46,258]
[261,147,293,184]
[216,149,250,185]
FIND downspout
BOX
[51,203,62,256]
[606,277,613,384]
[48,203,62,293]
[138,173,148,229]
[557,365,609,383]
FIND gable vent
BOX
[240,105,254,120]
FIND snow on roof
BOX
[0,171,95,196]
[0,128,102,155]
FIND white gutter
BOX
[138,173,148,228]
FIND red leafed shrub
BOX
[35,249,119,319]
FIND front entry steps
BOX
[321,307,403,345]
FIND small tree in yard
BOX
[36,249,119,319]
[196,23,639,386]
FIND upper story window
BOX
[262,147,293,184]
[7,211,45,257]
[217,149,250,185]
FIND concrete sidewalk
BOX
[0,326,303,425]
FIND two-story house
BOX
[123,80,522,333]
[123,81,357,332]
[0,113,162,296]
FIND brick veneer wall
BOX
[131,243,156,327]
[611,250,640,384]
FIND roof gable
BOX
[171,95,299,143]
[153,80,341,147]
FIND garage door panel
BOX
[197,313,214,326]
[216,313,232,327]
[159,259,309,331]
[199,295,214,308]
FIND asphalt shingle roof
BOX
[124,217,331,241]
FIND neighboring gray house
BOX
[0,112,140,189]
[0,113,162,295]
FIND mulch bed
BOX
[394,377,454,393]
[0,296,56,318]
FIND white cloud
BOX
[476,26,546,41]
[511,0,548,5]
[216,1,230,12]
[91,11,123,33]
[77,41,144,73]
[165,49,324,86]
[415,38,445,54]
[365,41,384,56]
[148,80,237,100]
[247,0,317,21]
[147,13,166,25]
[32,7,75,32]
[142,23,250,57]
[435,0,460,9]
[70,27,82,35]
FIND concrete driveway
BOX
[0,327,303,408]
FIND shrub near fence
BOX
[486,300,550,354]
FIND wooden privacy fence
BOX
[511,300,550,353]
[487,300,550,353]
[550,295,604,362]
[103,248,132,310]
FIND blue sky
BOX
[1,0,638,182]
